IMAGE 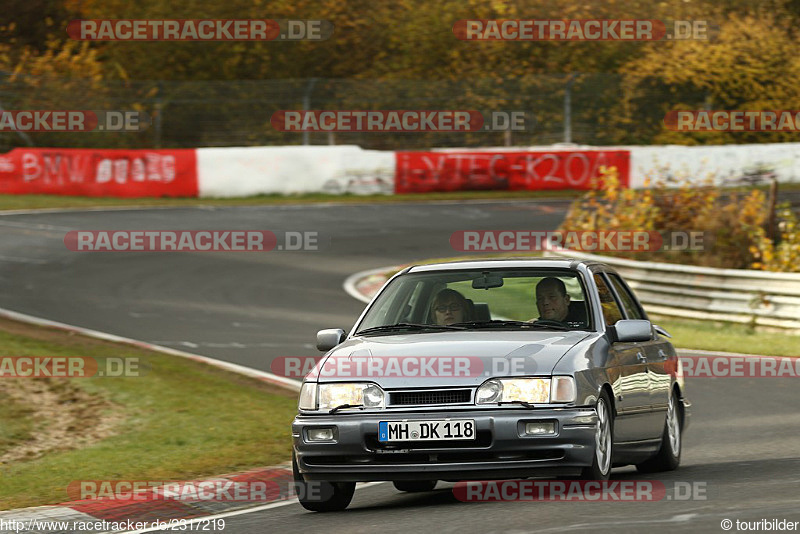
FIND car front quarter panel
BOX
[552,334,611,407]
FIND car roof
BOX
[406,256,604,273]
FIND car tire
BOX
[393,480,437,492]
[293,453,356,512]
[579,391,614,480]
[636,391,682,473]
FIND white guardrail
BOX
[550,250,800,332]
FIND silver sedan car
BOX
[292,258,691,511]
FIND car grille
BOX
[389,389,472,406]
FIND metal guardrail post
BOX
[302,78,319,146]
[564,74,578,144]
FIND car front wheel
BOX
[636,391,681,473]
[293,453,356,512]
[580,391,613,480]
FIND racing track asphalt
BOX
[1,199,799,533]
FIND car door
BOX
[607,273,673,425]
[592,272,653,442]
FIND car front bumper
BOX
[293,408,598,482]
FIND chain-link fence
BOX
[1,73,704,150]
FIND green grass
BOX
[0,394,35,457]
[0,320,299,510]
[0,189,580,211]
[652,317,800,356]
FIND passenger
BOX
[431,288,470,325]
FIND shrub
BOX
[560,166,796,271]
[749,204,800,272]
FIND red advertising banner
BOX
[394,150,630,193]
[0,148,198,197]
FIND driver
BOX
[531,277,583,324]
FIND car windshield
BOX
[356,268,592,334]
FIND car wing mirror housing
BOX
[614,319,653,343]
[653,324,672,338]
[316,328,347,352]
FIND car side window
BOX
[607,274,645,320]
[593,274,624,326]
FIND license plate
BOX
[378,420,475,442]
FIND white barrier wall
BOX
[628,143,800,189]
[437,143,800,188]
[194,143,800,197]
[197,145,396,197]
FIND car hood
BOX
[309,330,591,389]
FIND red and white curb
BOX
[0,466,295,534]
[343,264,401,304]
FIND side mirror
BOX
[316,328,346,352]
[614,320,652,343]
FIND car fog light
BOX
[307,428,335,441]
[525,422,556,435]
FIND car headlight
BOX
[316,382,385,411]
[476,378,550,404]
[475,376,576,404]
[476,379,504,403]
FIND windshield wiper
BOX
[329,403,364,414]
[497,400,536,409]
[356,323,466,336]
[528,320,571,331]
